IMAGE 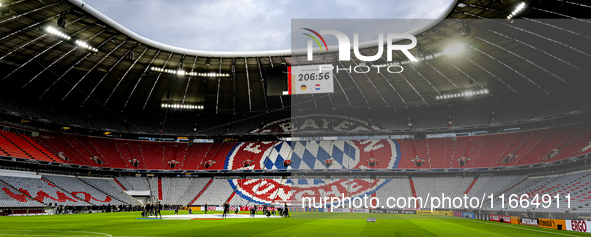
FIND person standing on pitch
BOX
[283,203,289,217]
[188,206,193,215]
[204,202,208,215]
[250,205,256,218]
[155,202,162,218]
[223,202,230,218]
[235,205,240,215]
[145,202,151,217]
[141,203,147,217]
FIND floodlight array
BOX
[436,89,489,100]
[161,104,204,109]
[46,26,71,40]
[151,67,231,77]
[507,2,526,19]
[75,40,99,52]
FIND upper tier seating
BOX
[1,122,591,171]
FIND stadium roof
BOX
[0,0,589,114]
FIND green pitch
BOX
[0,211,587,236]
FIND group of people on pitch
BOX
[141,202,162,218]
[248,203,290,218]
[211,202,290,218]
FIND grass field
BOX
[0,211,588,237]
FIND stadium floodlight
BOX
[436,89,489,100]
[75,40,99,53]
[46,26,71,40]
[507,2,526,20]
[150,67,231,77]
[161,103,203,109]
[444,43,464,56]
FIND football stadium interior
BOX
[0,0,591,236]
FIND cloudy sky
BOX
[86,0,454,52]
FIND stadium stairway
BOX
[0,131,33,159]
[53,137,94,166]
[78,178,135,205]
[198,143,222,170]
[246,180,266,206]
[157,178,163,200]
[205,143,237,170]
[411,140,418,158]
[0,147,8,156]
[463,139,472,158]
[17,133,58,162]
[409,178,418,207]
[114,178,127,191]
[465,177,478,194]
[582,143,591,153]
[270,179,286,204]
[224,181,240,204]
[32,137,70,164]
[78,138,106,166]
[551,126,591,162]
[189,178,213,205]
[485,177,529,207]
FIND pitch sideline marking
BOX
[460,218,581,237]
[0,230,112,237]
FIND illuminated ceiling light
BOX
[151,66,231,77]
[161,104,203,110]
[75,40,99,53]
[46,26,71,40]
[444,43,464,56]
[507,2,526,20]
[437,89,489,100]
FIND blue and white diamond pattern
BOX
[261,141,360,170]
